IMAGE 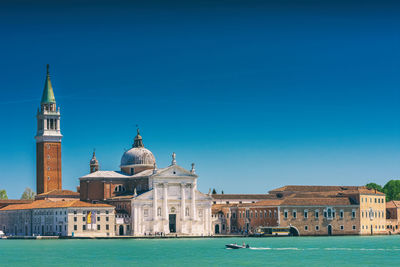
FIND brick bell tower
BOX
[35,64,63,194]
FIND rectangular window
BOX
[293,210,297,219]
[304,225,308,231]
[340,225,344,230]
[106,217,109,222]
[74,217,77,222]
[304,210,308,219]
[284,210,288,219]
[83,217,85,222]
[375,198,377,203]
[315,225,319,231]
[106,225,109,230]
[352,225,356,230]
[352,210,356,219]
[74,225,77,231]
[340,210,344,219]
[83,225,86,231]
[97,217,100,222]
[97,225,100,230]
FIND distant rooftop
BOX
[0,200,113,211]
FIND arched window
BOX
[114,185,126,193]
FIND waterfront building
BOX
[212,185,387,236]
[278,197,359,236]
[79,130,213,236]
[35,65,63,195]
[386,200,400,234]
[212,199,281,234]
[0,200,115,237]
[358,188,386,235]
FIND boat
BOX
[253,226,291,237]
[225,244,249,249]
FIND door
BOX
[328,225,332,236]
[215,224,220,234]
[119,225,124,236]
[169,214,176,233]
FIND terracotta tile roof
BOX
[280,197,353,206]
[36,189,79,197]
[212,194,274,200]
[0,200,113,211]
[357,188,385,195]
[0,200,34,205]
[270,185,385,196]
[270,185,361,192]
[386,200,400,209]
[240,199,283,207]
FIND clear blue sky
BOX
[0,0,399,199]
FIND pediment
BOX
[152,165,196,178]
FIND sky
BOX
[0,0,399,199]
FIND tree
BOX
[21,187,36,200]
[212,188,217,195]
[383,180,400,201]
[0,189,7,200]
[366,183,383,192]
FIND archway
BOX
[119,225,124,236]
[328,225,332,236]
[215,224,220,234]
[289,226,300,236]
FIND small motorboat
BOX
[225,243,250,249]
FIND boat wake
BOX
[228,247,400,251]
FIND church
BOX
[79,129,213,236]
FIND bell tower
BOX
[35,64,63,194]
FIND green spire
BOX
[41,64,56,104]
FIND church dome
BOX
[120,129,156,169]
[121,147,155,166]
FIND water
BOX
[1,236,400,266]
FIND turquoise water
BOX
[1,236,400,266]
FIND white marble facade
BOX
[131,164,213,236]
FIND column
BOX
[153,183,157,221]
[163,184,168,220]
[191,184,196,221]
[181,183,185,221]
[133,206,137,235]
